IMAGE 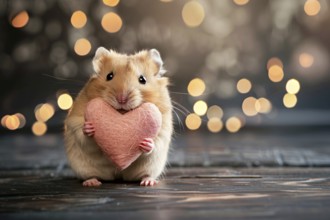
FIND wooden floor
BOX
[1,127,330,219]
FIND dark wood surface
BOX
[1,127,330,219]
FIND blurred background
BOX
[1,0,330,136]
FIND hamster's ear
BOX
[149,49,166,76]
[93,47,109,74]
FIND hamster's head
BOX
[88,47,170,113]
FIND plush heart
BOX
[85,98,162,170]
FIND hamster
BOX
[64,47,173,187]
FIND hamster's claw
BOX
[140,176,158,187]
[83,121,95,137]
[82,178,102,187]
[139,138,155,153]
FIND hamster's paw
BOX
[82,178,102,187]
[140,176,158,187]
[139,138,155,153]
[83,121,95,137]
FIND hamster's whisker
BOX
[172,101,191,115]
[42,74,85,85]
[170,91,189,95]
[172,108,185,132]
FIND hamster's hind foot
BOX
[82,178,102,187]
[140,176,158,186]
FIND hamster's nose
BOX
[116,94,128,104]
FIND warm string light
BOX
[182,1,205,28]
[101,12,123,33]
[11,11,29,28]
[71,11,87,29]
[236,78,252,94]
[103,0,120,7]
[57,93,73,110]
[299,53,314,68]
[304,0,321,16]
[32,121,47,136]
[74,38,92,56]
[187,78,205,97]
[226,117,242,133]
[1,113,26,130]
[185,113,202,130]
[193,100,208,116]
[283,93,298,108]
[233,0,250,6]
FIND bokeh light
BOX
[35,103,55,122]
[207,118,223,133]
[182,1,205,28]
[101,12,123,33]
[187,78,205,97]
[283,93,298,108]
[57,93,73,110]
[267,57,283,70]
[193,100,208,116]
[5,115,20,130]
[268,65,284,82]
[32,121,47,136]
[185,113,202,130]
[1,115,9,128]
[15,113,26,128]
[74,38,92,56]
[236,78,252,94]
[226,117,242,133]
[103,0,120,7]
[242,96,258,117]
[286,79,300,95]
[207,105,223,119]
[255,98,272,114]
[11,11,29,28]
[71,11,87,29]
[299,53,314,68]
[304,0,321,16]
[233,0,250,6]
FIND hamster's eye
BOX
[106,72,114,81]
[139,75,146,85]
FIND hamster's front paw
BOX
[83,121,95,137]
[139,138,155,154]
[140,176,158,186]
[82,178,102,187]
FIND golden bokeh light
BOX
[1,115,9,127]
[236,78,252,94]
[268,65,284,82]
[74,38,91,56]
[15,113,26,128]
[242,96,258,117]
[267,57,283,70]
[103,0,120,7]
[207,118,223,133]
[11,11,29,28]
[304,0,321,16]
[35,103,55,122]
[193,100,208,116]
[226,117,242,133]
[5,115,20,130]
[182,1,205,28]
[101,12,123,33]
[185,113,202,130]
[32,121,47,136]
[207,105,223,119]
[187,78,206,97]
[299,53,314,68]
[283,93,298,108]
[57,93,73,110]
[286,79,300,95]
[71,11,87,29]
[233,0,250,6]
[255,98,272,114]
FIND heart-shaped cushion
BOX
[85,98,162,170]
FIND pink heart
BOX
[85,98,162,170]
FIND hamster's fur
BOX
[64,48,173,186]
